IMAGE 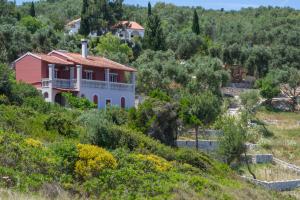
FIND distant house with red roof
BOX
[111,21,145,41]
[65,18,144,41]
[13,39,136,108]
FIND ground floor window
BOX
[93,95,98,106]
[121,97,126,108]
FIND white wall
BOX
[68,21,81,35]
[80,87,135,109]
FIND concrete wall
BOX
[252,154,273,164]
[176,140,219,152]
[244,176,300,191]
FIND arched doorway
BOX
[121,97,126,108]
[93,95,98,107]
[54,93,66,106]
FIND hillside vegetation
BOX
[0,79,295,200]
[0,0,300,199]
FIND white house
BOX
[111,21,145,41]
[65,18,145,41]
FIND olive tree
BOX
[180,91,221,150]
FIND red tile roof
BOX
[14,51,136,72]
[13,52,73,65]
[112,21,144,30]
[66,18,81,26]
[35,54,73,65]
[49,51,137,72]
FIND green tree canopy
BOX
[94,33,133,64]
[30,1,36,17]
[144,14,166,51]
[79,0,90,36]
[180,91,221,149]
[192,9,200,35]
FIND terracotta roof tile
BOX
[66,18,81,26]
[35,54,73,65]
[113,21,144,30]
[49,51,137,72]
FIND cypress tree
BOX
[144,14,165,51]
[192,9,200,35]
[79,0,90,36]
[29,1,35,17]
[147,2,152,16]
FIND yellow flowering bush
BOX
[24,138,43,148]
[135,154,172,172]
[75,144,117,179]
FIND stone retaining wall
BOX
[243,176,300,191]
[252,154,273,164]
[176,140,219,152]
[274,158,300,173]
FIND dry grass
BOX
[241,163,300,181]
[255,110,300,165]
[0,188,72,200]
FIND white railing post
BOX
[70,66,75,88]
[47,64,55,102]
[76,65,82,93]
[105,69,110,89]
[130,72,136,92]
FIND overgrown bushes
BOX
[44,112,78,137]
[82,120,213,171]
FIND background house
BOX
[65,18,144,41]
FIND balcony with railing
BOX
[42,78,134,92]
[42,79,77,89]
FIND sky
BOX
[16,0,300,10]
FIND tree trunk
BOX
[291,97,297,112]
[195,125,199,150]
[244,152,256,179]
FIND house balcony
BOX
[42,78,135,92]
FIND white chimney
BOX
[81,39,88,58]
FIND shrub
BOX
[75,144,117,179]
[0,131,60,177]
[135,154,172,172]
[50,141,78,174]
[62,93,96,110]
[44,112,77,137]
[85,123,213,171]
[216,116,247,164]
[0,94,9,105]
[10,82,41,106]
[23,96,53,113]
[24,138,43,148]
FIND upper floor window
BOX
[84,70,93,80]
[109,73,118,82]
[54,69,59,79]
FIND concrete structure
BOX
[176,140,219,152]
[251,154,273,164]
[244,176,300,191]
[65,19,144,41]
[14,39,136,109]
[65,18,81,35]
